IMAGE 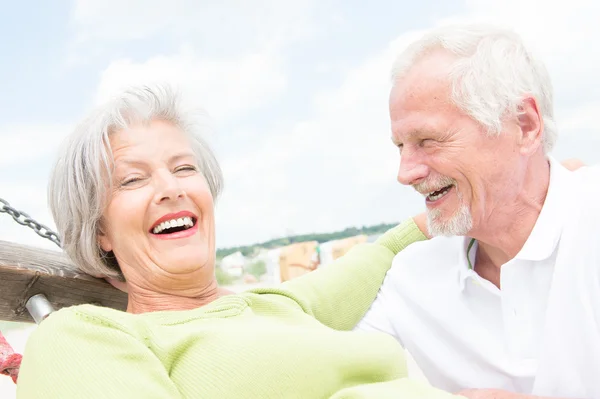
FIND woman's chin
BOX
[159,251,213,275]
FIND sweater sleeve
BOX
[16,308,182,399]
[251,218,426,331]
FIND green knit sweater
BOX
[17,220,460,399]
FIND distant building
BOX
[220,251,246,277]
[253,248,282,284]
[317,235,369,268]
[278,241,319,282]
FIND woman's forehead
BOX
[109,122,195,160]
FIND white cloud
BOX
[0,125,71,168]
[0,181,59,252]
[71,0,317,42]
[94,47,287,123]
[67,0,320,65]
[214,32,428,246]
[560,101,600,132]
[0,125,68,250]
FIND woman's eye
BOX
[175,165,197,173]
[121,177,142,187]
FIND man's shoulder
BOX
[395,235,465,260]
[390,235,465,276]
[572,165,600,191]
[375,236,465,295]
[565,166,600,219]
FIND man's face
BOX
[389,53,524,237]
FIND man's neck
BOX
[472,157,551,271]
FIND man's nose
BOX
[397,152,429,186]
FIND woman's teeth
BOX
[427,185,453,201]
[152,216,194,234]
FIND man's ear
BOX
[517,96,544,156]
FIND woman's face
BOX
[98,120,216,292]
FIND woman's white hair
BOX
[391,24,557,153]
[48,84,223,279]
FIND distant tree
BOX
[215,266,236,286]
[216,222,399,258]
[245,260,267,279]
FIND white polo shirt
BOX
[356,158,600,398]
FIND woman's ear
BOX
[97,223,112,253]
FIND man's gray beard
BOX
[427,203,473,237]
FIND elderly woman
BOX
[16,85,458,399]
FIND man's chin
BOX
[427,207,473,237]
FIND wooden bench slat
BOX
[0,240,127,323]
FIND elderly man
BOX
[356,25,600,399]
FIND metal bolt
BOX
[25,294,55,324]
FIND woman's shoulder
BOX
[30,304,139,343]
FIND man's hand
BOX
[413,212,431,239]
[561,158,586,171]
[457,389,566,399]
[458,389,519,399]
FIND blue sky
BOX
[1,0,600,255]
[1,1,600,396]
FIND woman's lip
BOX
[151,222,199,240]
[149,210,197,232]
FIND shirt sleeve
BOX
[251,218,426,331]
[16,308,182,399]
[353,283,398,338]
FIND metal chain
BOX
[0,197,62,248]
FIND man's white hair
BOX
[48,84,223,279]
[391,24,557,153]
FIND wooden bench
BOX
[0,240,127,323]
[0,240,128,383]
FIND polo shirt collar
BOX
[456,156,570,289]
[514,156,569,261]
[458,237,478,290]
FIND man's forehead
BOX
[390,123,439,141]
[389,79,455,129]
[389,98,457,142]
[390,51,456,101]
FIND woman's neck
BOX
[126,280,234,314]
